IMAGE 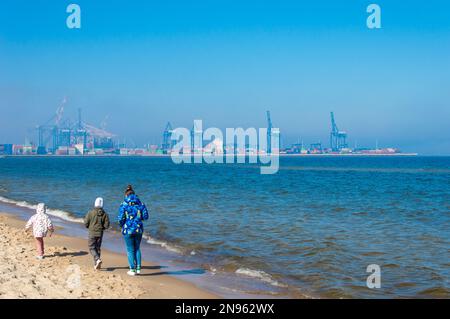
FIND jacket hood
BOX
[95,207,105,216]
[124,194,141,205]
[36,203,46,214]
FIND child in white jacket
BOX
[25,203,54,260]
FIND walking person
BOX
[84,197,110,270]
[25,203,54,260]
[118,185,149,276]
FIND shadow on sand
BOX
[102,266,206,277]
[51,251,89,257]
[103,265,168,272]
[46,252,206,277]
[139,268,206,277]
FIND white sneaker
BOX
[136,269,141,275]
[94,259,102,270]
[36,256,44,260]
[127,270,136,276]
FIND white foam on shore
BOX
[47,208,84,223]
[0,196,20,205]
[144,234,183,254]
[0,196,83,224]
[236,267,287,288]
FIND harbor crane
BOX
[266,111,280,154]
[190,121,203,153]
[37,97,67,153]
[267,111,272,154]
[162,122,173,154]
[37,98,116,154]
[330,112,348,151]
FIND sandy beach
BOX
[0,213,217,299]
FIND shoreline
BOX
[0,212,218,299]
[0,195,302,299]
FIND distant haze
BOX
[1,0,449,154]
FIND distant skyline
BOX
[1,0,449,154]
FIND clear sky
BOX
[0,0,449,154]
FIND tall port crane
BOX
[55,97,66,126]
[330,112,348,151]
[37,97,67,154]
[190,121,203,153]
[267,111,272,154]
[162,122,173,154]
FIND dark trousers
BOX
[88,235,103,263]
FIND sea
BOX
[0,155,449,298]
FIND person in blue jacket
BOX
[118,185,149,276]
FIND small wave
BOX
[209,266,217,273]
[144,235,183,254]
[0,196,20,205]
[46,208,84,223]
[0,196,83,224]
[361,251,385,257]
[235,267,287,288]
[394,282,416,288]
[15,201,36,209]
[0,196,39,210]
[418,286,450,298]
[383,263,400,269]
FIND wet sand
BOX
[0,213,217,299]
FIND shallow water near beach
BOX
[0,156,449,298]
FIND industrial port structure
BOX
[161,110,281,155]
[159,111,402,156]
[36,98,116,155]
[282,112,402,155]
[0,99,406,156]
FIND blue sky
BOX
[0,0,449,154]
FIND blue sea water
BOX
[0,156,449,298]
